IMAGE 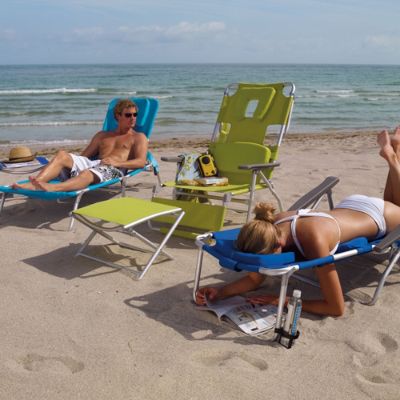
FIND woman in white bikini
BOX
[195,129,400,316]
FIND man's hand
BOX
[101,157,118,167]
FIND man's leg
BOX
[35,150,75,182]
[31,170,99,192]
[12,150,75,190]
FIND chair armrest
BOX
[375,225,400,253]
[161,155,184,163]
[288,176,339,211]
[238,161,281,171]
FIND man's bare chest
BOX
[101,134,135,151]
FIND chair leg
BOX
[258,265,298,337]
[246,171,258,222]
[259,172,284,212]
[0,192,6,215]
[121,177,127,197]
[127,228,174,259]
[275,273,291,331]
[367,247,400,306]
[193,236,209,302]
[135,210,185,280]
[75,230,98,257]
[69,192,84,231]
[74,209,185,280]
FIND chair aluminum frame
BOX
[73,206,185,280]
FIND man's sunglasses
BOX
[123,112,138,118]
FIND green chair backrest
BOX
[216,82,294,145]
[152,197,226,239]
[209,142,272,184]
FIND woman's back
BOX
[274,207,380,259]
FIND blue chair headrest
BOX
[102,97,159,138]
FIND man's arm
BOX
[80,131,104,158]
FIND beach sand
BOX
[1,131,400,400]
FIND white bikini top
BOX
[274,209,342,257]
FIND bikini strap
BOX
[275,212,306,257]
[275,209,341,256]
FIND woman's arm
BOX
[301,230,345,316]
[195,272,266,305]
[301,263,345,316]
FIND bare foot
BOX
[377,130,396,161]
[11,182,36,190]
[30,177,55,192]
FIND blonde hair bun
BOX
[253,202,276,223]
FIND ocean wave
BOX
[114,91,137,95]
[314,89,356,98]
[0,88,97,95]
[315,89,354,94]
[0,138,90,148]
[0,120,101,127]
[0,110,68,117]
[154,95,173,99]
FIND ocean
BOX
[1,63,400,147]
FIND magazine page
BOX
[202,296,248,320]
[195,177,229,186]
[1,160,41,169]
[224,303,277,336]
[197,296,277,335]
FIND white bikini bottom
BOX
[335,194,386,239]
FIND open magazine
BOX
[0,159,42,169]
[199,296,277,336]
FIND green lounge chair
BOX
[156,82,295,238]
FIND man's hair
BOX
[113,99,138,118]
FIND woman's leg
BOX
[378,129,400,205]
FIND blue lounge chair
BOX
[192,177,400,343]
[0,97,160,229]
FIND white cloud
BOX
[164,21,225,36]
[0,29,16,41]
[365,35,400,49]
[63,21,226,45]
[118,21,226,42]
[70,27,105,41]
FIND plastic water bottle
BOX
[290,290,302,336]
[283,289,302,336]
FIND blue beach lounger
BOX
[192,177,400,342]
[0,97,160,230]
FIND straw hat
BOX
[1,146,35,163]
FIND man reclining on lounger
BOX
[12,99,147,192]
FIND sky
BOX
[1,0,400,65]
